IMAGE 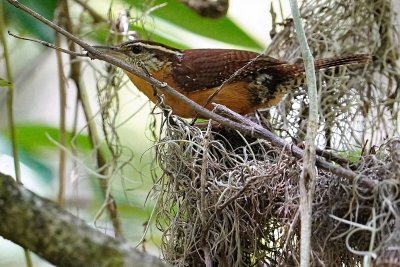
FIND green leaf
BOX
[125,0,263,50]
[4,124,91,154]
[0,77,13,88]
[4,0,57,42]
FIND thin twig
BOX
[54,30,67,207]
[8,31,86,57]
[278,209,300,266]
[315,148,352,167]
[0,10,21,185]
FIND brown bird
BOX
[94,40,370,118]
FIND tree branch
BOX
[0,172,170,267]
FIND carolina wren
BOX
[94,40,370,118]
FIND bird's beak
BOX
[92,45,126,61]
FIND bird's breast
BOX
[125,68,257,117]
[124,65,299,118]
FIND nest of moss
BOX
[154,113,400,266]
[147,0,400,266]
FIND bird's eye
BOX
[131,45,143,54]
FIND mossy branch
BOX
[0,173,171,267]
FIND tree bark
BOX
[0,172,170,267]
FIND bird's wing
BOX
[172,49,285,92]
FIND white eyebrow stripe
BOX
[124,42,182,56]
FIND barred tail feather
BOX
[275,54,370,93]
[281,53,371,77]
[314,54,371,70]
